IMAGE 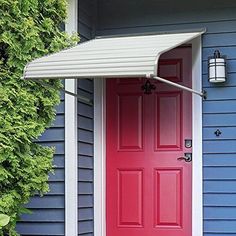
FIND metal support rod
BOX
[32,79,93,105]
[152,76,206,98]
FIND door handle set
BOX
[177,153,192,162]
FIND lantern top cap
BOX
[214,50,221,58]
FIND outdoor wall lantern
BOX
[208,50,227,83]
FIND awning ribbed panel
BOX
[23,30,204,80]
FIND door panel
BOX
[118,169,143,227]
[154,168,182,228]
[155,91,182,150]
[106,47,192,236]
[158,58,183,82]
[118,94,143,150]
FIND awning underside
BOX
[23,30,204,80]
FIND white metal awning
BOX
[23,30,205,80]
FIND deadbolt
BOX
[185,139,192,148]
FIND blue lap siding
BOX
[78,1,95,235]
[78,80,94,236]
[16,92,66,236]
[96,2,236,235]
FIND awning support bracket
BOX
[152,76,207,99]
[32,80,93,105]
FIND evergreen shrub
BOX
[0,0,78,234]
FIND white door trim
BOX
[94,36,203,236]
[191,36,203,236]
[94,79,106,236]
[65,0,78,235]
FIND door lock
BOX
[177,153,192,162]
[185,139,192,148]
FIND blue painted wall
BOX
[96,1,236,235]
[78,1,95,235]
[78,79,94,236]
[17,91,66,236]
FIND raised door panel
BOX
[118,169,143,227]
[154,169,183,228]
[118,94,143,151]
[155,92,182,151]
[158,59,183,83]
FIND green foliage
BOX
[0,0,79,235]
[0,214,10,229]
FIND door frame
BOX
[94,36,203,236]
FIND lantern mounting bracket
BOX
[151,76,207,99]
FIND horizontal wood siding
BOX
[78,79,94,236]
[79,0,95,42]
[97,4,236,235]
[17,92,65,236]
[78,1,95,235]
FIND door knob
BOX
[177,153,192,162]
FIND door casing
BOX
[94,37,203,236]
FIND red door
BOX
[106,47,192,236]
